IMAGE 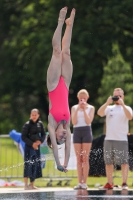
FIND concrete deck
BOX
[0,187,74,193]
[0,187,132,193]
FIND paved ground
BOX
[0,187,133,193]
[0,187,71,193]
[0,187,99,193]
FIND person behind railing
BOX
[9,129,47,168]
[22,108,46,190]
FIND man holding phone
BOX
[97,88,133,190]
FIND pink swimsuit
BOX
[48,76,70,123]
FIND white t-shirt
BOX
[104,105,133,141]
[73,104,93,127]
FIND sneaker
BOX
[74,183,82,190]
[81,183,88,189]
[122,183,128,190]
[113,184,121,189]
[99,183,113,190]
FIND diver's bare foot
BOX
[58,7,68,23]
[65,8,75,26]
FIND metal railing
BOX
[0,135,77,186]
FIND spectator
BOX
[22,108,46,190]
[97,88,133,190]
[71,89,95,189]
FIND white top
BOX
[73,104,93,127]
[104,105,133,141]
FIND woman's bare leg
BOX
[47,7,68,91]
[82,143,92,184]
[24,177,29,190]
[61,8,76,88]
[74,143,83,183]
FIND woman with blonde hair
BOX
[71,89,95,189]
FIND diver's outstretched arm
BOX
[48,123,68,172]
[48,124,60,166]
[64,125,71,167]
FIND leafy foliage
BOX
[97,44,133,106]
[0,0,133,134]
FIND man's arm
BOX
[123,106,133,120]
[118,98,133,120]
[97,96,112,117]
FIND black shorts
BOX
[73,126,93,143]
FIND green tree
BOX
[0,0,133,134]
[97,44,133,134]
[97,44,133,106]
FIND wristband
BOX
[57,165,65,172]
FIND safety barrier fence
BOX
[1,134,133,187]
[0,135,77,187]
